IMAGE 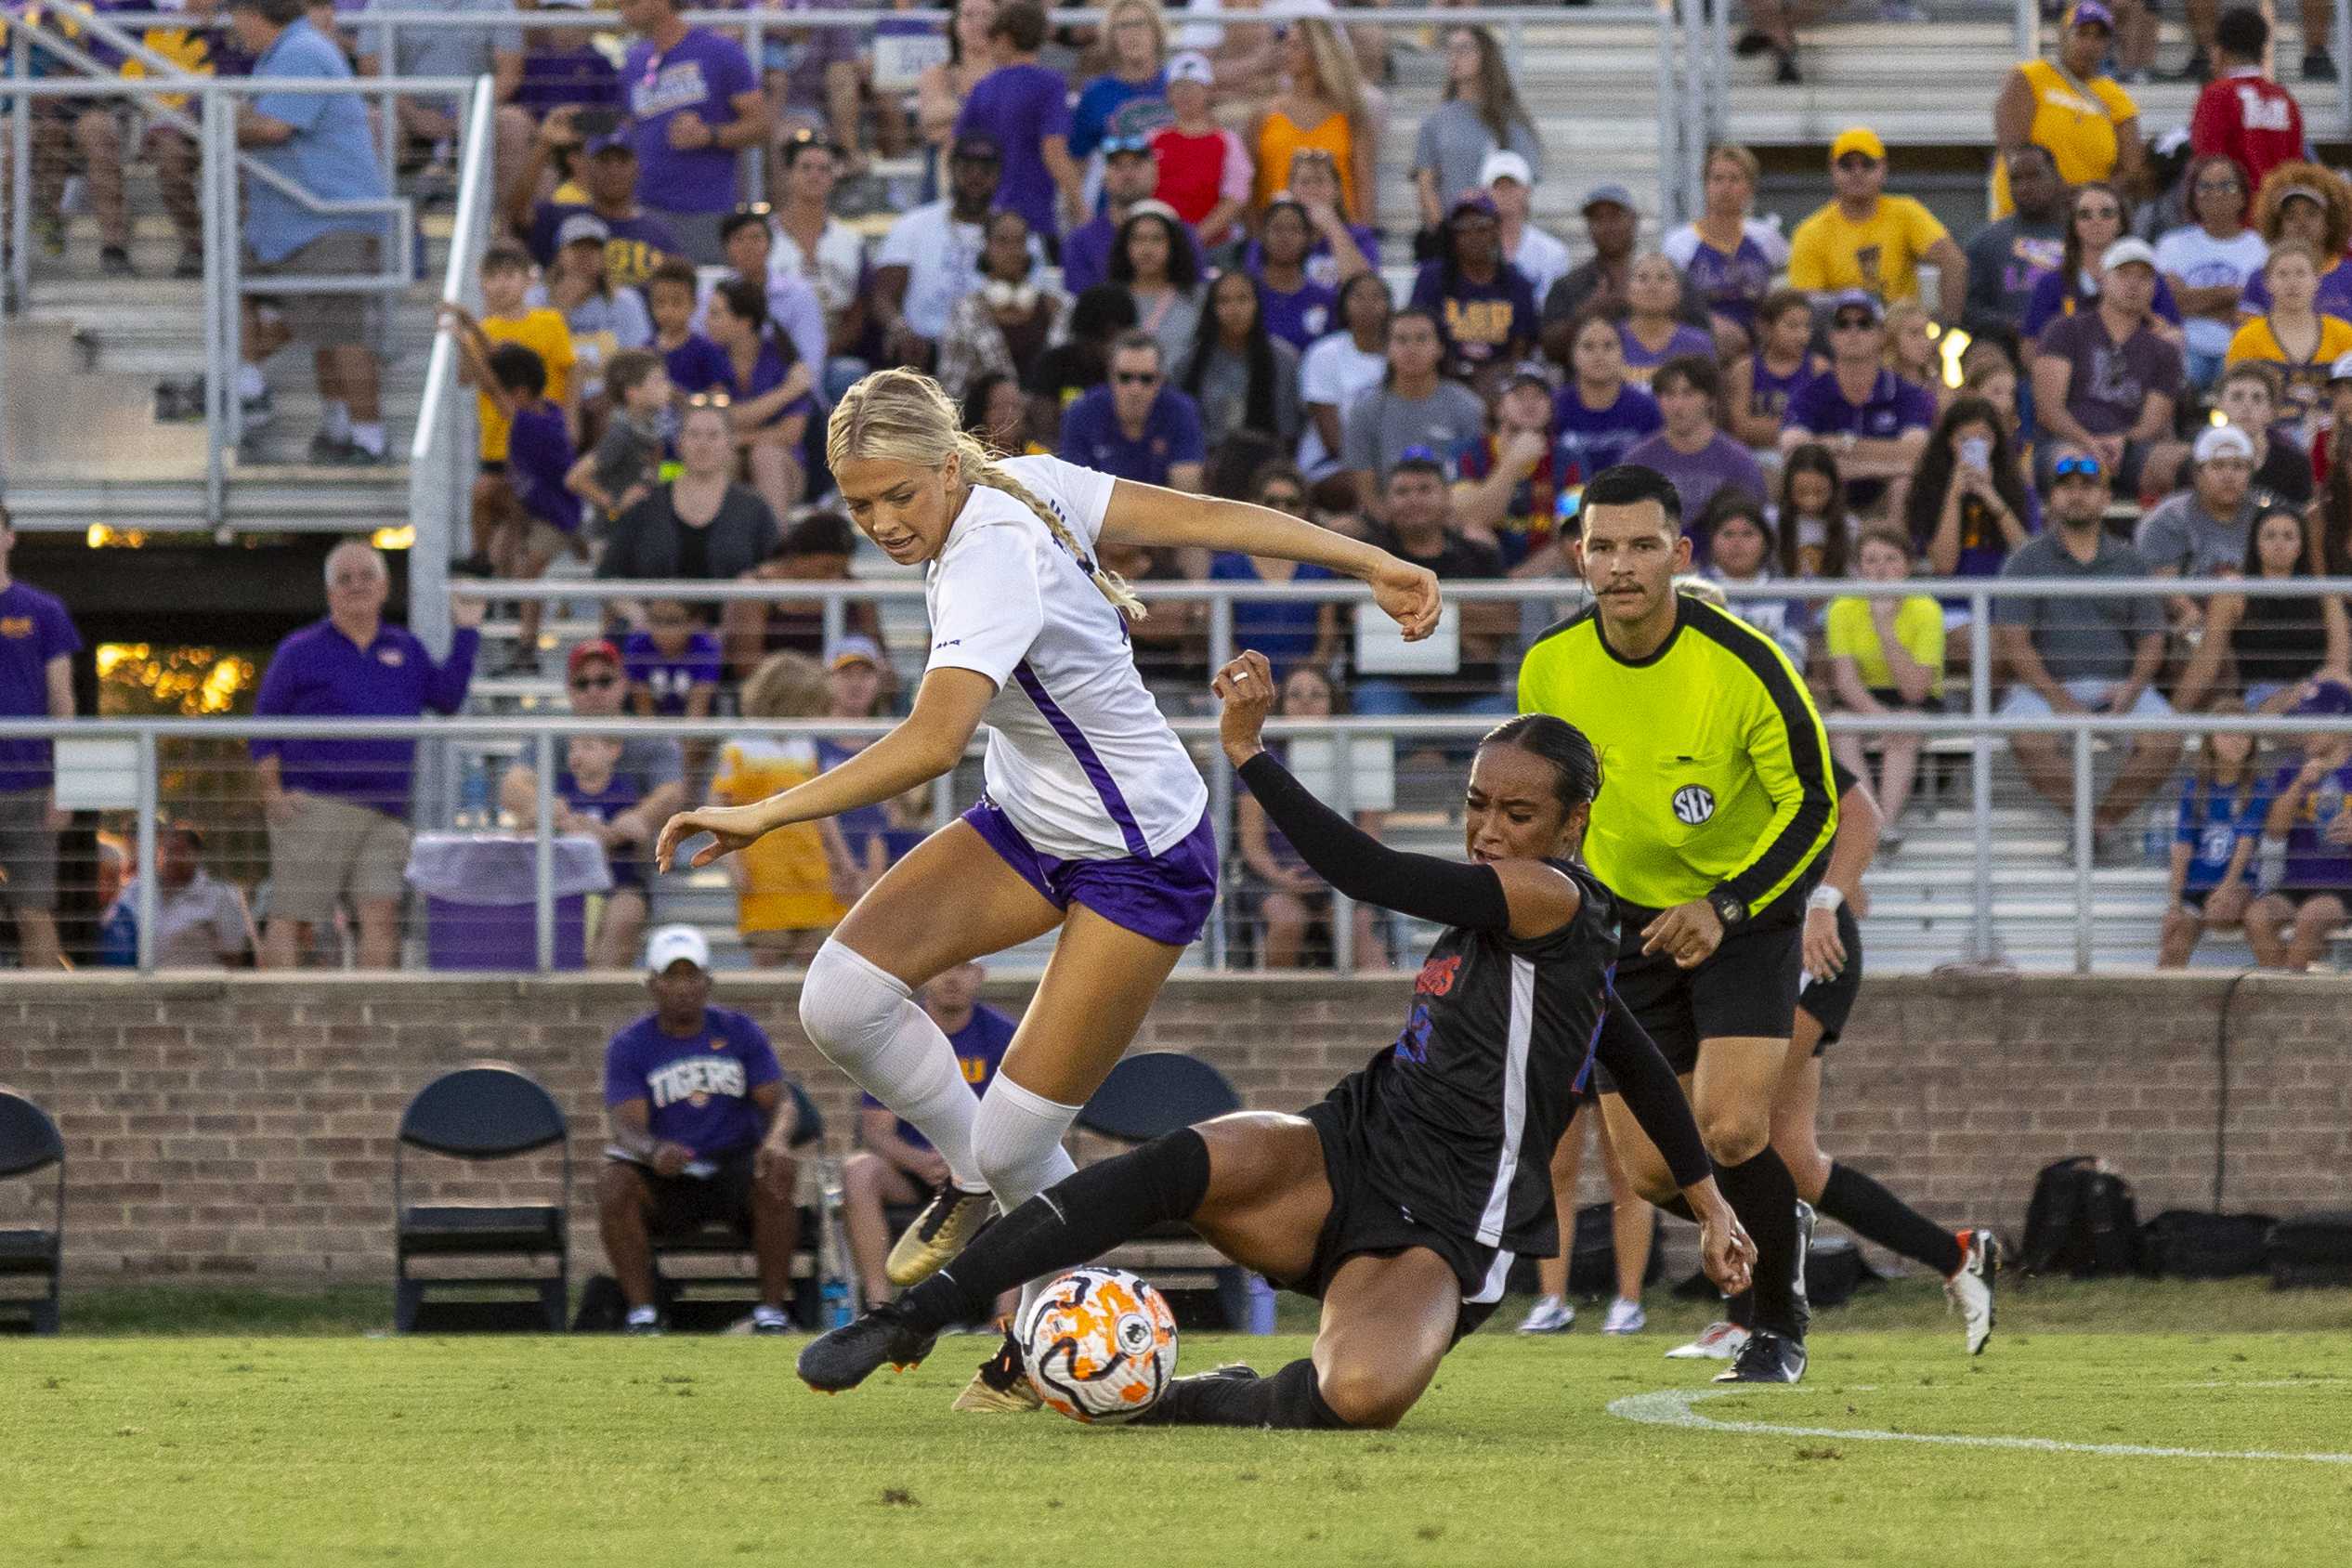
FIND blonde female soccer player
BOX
[658,369,1438,1410]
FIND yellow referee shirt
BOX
[1517,595,1837,918]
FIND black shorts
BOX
[1599,902,1806,1080]
[1795,903,1862,1053]
[1292,1073,1503,1348]
[619,1148,757,1239]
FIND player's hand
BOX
[1213,649,1277,766]
[1801,905,1846,982]
[1367,555,1443,641]
[1640,898,1724,969]
[658,802,777,870]
[1696,1198,1756,1297]
[667,111,713,150]
[650,1142,694,1178]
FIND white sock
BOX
[349,422,385,455]
[236,362,267,399]
[625,1304,658,1326]
[751,1303,789,1326]
[970,1075,1081,1323]
[320,399,351,439]
[798,941,987,1191]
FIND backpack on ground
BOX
[2139,1209,2277,1279]
[2021,1155,2145,1277]
[2266,1211,2352,1288]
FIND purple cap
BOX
[586,132,634,159]
[2064,2,2116,32]
[1448,191,1499,221]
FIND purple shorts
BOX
[962,797,1219,948]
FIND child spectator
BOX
[647,260,730,403]
[1882,300,1942,398]
[555,734,651,971]
[1150,52,1252,250]
[468,245,579,466]
[440,329,581,673]
[1454,366,1575,577]
[1825,526,1945,840]
[1728,289,1826,451]
[1553,309,1664,482]
[1772,443,1858,581]
[1695,491,1810,671]
[625,601,723,721]
[712,652,861,968]
[542,216,653,415]
[1234,664,1387,970]
[567,348,672,535]
[2246,684,2352,969]
[1249,198,1343,354]
[2158,699,2267,967]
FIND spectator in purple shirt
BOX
[1781,289,1939,514]
[510,0,622,120]
[1621,355,1769,555]
[511,128,684,289]
[0,503,79,973]
[1408,193,1537,390]
[251,543,483,971]
[618,0,774,263]
[1055,333,1208,490]
[953,1,1083,245]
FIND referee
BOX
[1517,464,1836,1384]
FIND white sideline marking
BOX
[1606,1387,2352,1465]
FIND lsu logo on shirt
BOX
[1443,297,1518,356]
[634,60,712,119]
[647,1052,747,1110]
[0,617,33,641]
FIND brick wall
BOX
[0,971,2346,1281]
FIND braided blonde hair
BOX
[827,368,1146,621]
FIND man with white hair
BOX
[1482,151,1572,307]
[249,544,482,969]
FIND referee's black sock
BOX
[1714,1148,1805,1341]
[1135,1358,1352,1430]
[1818,1162,1965,1277]
[895,1129,1213,1334]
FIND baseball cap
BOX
[645,924,712,975]
[1167,50,1215,86]
[951,131,1002,162]
[2099,236,2159,272]
[1506,359,1559,393]
[2063,1,2115,31]
[2328,352,2352,384]
[1829,288,1885,324]
[1448,191,1499,221]
[1830,126,1887,163]
[1480,150,1534,189]
[538,0,591,8]
[2191,423,2256,464]
[1126,198,1183,226]
[566,638,621,678]
[1100,134,1154,159]
[828,634,883,672]
[586,132,634,159]
[1579,181,1635,214]
[555,213,610,249]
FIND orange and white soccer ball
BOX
[1019,1266,1179,1424]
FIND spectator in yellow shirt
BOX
[1991,3,2145,219]
[712,652,860,969]
[1788,127,1969,325]
[1824,527,1944,836]
[2225,241,2352,425]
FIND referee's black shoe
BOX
[797,1305,939,1392]
[1716,1329,1808,1384]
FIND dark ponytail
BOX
[1481,714,1602,812]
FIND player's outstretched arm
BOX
[1099,479,1443,640]
[656,668,994,871]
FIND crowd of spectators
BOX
[14,0,2352,975]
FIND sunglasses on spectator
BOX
[570,675,620,691]
[1831,314,1876,331]
[1259,490,1306,508]
[1114,371,1159,385]
[2052,456,2105,479]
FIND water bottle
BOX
[821,1275,853,1330]
[457,755,491,830]
[1245,1272,1277,1335]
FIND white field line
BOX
[1606,1387,2352,1465]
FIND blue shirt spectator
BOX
[238,7,389,263]
[1055,339,1206,488]
[1210,552,1339,673]
[249,545,480,819]
[2176,767,2270,896]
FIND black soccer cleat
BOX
[1131,1364,1261,1426]
[1715,1329,1808,1384]
[796,1305,940,1392]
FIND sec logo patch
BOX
[1671,784,1716,825]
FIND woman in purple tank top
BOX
[1729,287,1825,449]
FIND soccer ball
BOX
[1018,1266,1179,1424]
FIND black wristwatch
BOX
[1705,886,1748,930]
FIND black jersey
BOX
[1319,859,1618,1266]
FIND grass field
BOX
[7,1279,2350,1567]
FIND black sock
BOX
[1724,1287,1756,1330]
[1819,1162,1964,1275]
[1137,1358,1352,1429]
[895,1129,1212,1333]
[1715,1148,1804,1340]
[1656,1194,1698,1223]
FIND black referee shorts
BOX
[1796,903,1863,1053]
[1594,903,1805,1085]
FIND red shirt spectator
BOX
[1148,51,1251,247]
[2190,12,2306,197]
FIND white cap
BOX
[2099,236,2159,273]
[2329,351,2352,384]
[1167,50,1214,86]
[645,924,711,974]
[2192,423,2256,464]
[1480,150,1534,189]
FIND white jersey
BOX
[924,454,1209,861]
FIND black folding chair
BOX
[0,1089,64,1335]
[393,1064,570,1333]
[1076,1053,1249,1327]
